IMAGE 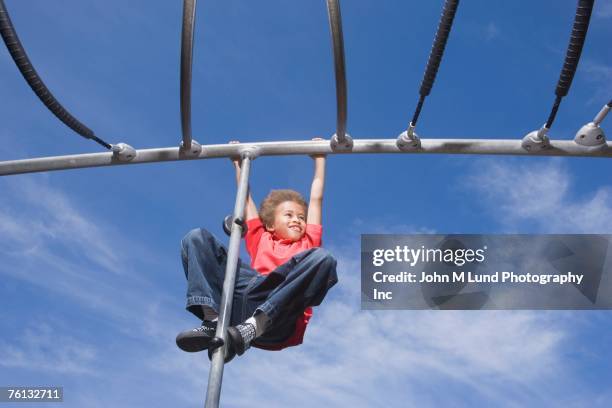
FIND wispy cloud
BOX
[1,180,121,273]
[0,175,181,346]
[466,158,612,233]
[203,159,612,407]
[214,248,573,407]
[484,22,500,42]
[0,193,174,345]
[1,163,611,407]
[188,222,585,407]
[0,176,211,404]
[581,60,612,105]
[0,323,98,375]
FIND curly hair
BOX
[259,189,308,228]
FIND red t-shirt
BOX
[245,217,322,350]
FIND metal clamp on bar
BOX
[574,124,606,148]
[396,122,422,151]
[238,146,261,160]
[575,102,609,148]
[111,143,137,162]
[179,139,202,158]
[330,132,353,151]
[521,125,551,151]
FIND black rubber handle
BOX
[544,0,594,129]
[0,0,110,149]
[410,0,460,127]
[555,0,594,98]
[419,0,460,98]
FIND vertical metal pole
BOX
[326,0,348,143]
[180,0,196,150]
[326,0,353,151]
[204,152,253,408]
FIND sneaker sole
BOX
[176,333,214,353]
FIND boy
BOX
[176,141,338,361]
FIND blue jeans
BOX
[181,228,338,345]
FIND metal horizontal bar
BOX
[0,138,610,176]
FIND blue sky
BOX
[1,0,611,407]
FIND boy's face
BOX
[267,201,306,241]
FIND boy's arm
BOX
[230,142,259,221]
[307,138,326,225]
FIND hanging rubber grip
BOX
[545,95,563,130]
[544,0,594,129]
[554,0,594,98]
[408,0,460,128]
[419,0,459,98]
[0,0,110,149]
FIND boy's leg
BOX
[255,247,338,322]
[229,247,338,351]
[181,227,256,319]
[177,228,257,352]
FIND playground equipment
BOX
[1,0,609,406]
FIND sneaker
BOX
[226,322,256,356]
[176,320,218,352]
[206,323,255,364]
